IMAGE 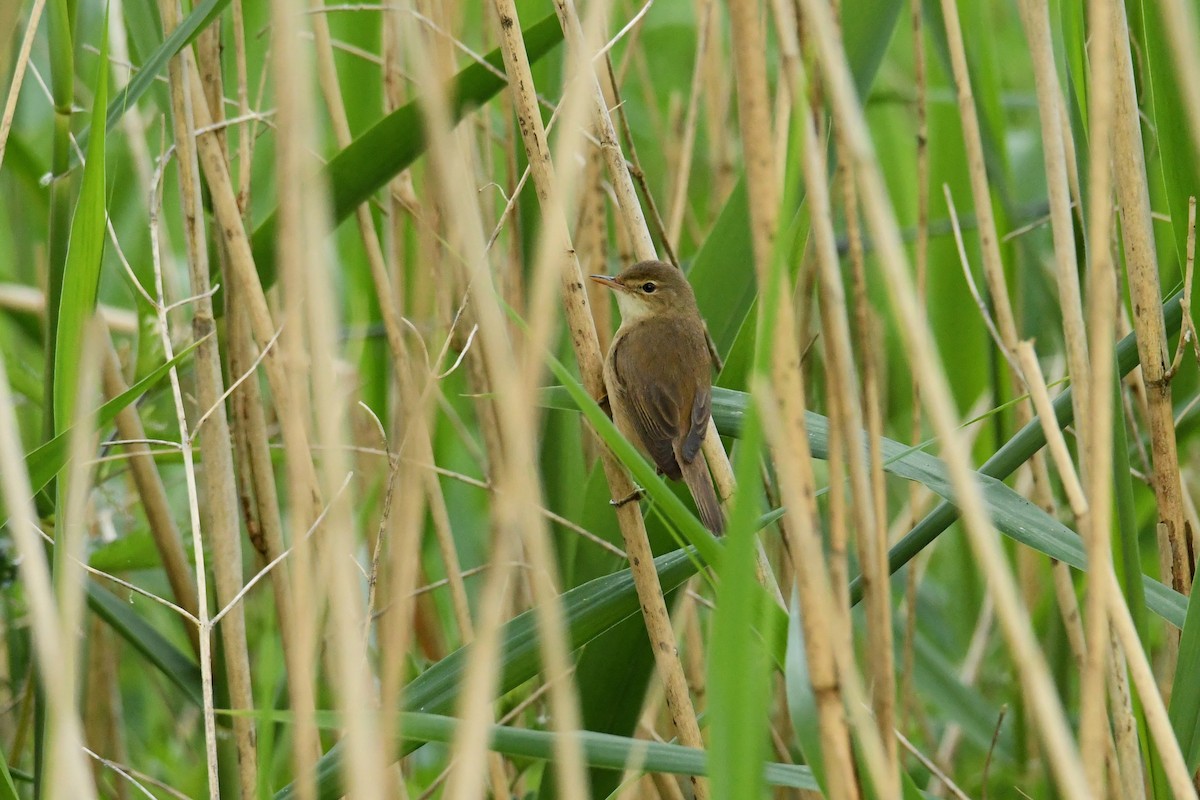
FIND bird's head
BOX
[588,260,699,323]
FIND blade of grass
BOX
[85,579,202,706]
[52,24,108,436]
[708,405,772,800]
[275,547,703,800]
[235,709,820,792]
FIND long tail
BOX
[679,453,725,535]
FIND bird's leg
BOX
[610,486,645,507]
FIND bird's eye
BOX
[641,282,657,293]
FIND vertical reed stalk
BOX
[1110,0,1191,598]
[727,0,863,795]
[405,10,590,797]
[798,1,1093,795]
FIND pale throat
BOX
[614,291,656,325]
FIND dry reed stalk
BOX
[1104,567,1198,800]
[148,141,220,800]
[308,0,476,655]
[270,1,394,794]
[553,0,737,512]
[1016,0,1090,441]
[937,14,1067,752]
[0,0,45,173]
[1075,1,1122,794]
[83,617,127,800]
[1110,0,1191,598]
[665,0,714,250]
[226,290,297,658]
[162,18,260,795]
[825,377,853,645]
[1106,634,1146,800]
[488,4,710,796]
[725,0,861,795]
[45,328,103,800]
[261,7,325,797]
[101,337,199,647]
[404,12,591,798]
[774,0,898,780]
[154,11,242,791]
[797,0,1094,796]
[841,147,897,795]
[1018,343,1132,796]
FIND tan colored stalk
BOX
[47,331,103,800]
[488,3,708,795]
[1110,0,1191,596]
[797,1,1093,796]
[153,6,259,795]
[0,0,45,174]
[271,0,391,795]
[1019,343,1131,796]
[164,17,260,797]
[726,0,861,796]
[406,12,591,799]
[1075,0,1121,792]
[184,63,323,522]
[101,336,200,653]
[309,0,474,652]
[825,385,852,644]
[1016,0,1090,438]
[776,0,897,780]
[1104,567,1198,800]
[665,0,714,249]
[553,0,736,510]
[226,291,298,667]
[83,618,126,798]
[149,140,219,799]
[1106,636,1146,800]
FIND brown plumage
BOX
[590,261,725,534]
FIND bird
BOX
[589,260,725,534]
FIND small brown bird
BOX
[590,260,725,534]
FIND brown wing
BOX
[611,330,683,479]
[680,386,710,465]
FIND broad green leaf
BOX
[51,22,108,435]
[86,581,202,706]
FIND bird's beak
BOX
[588,274,623,291]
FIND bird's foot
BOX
[610,487,645,508]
